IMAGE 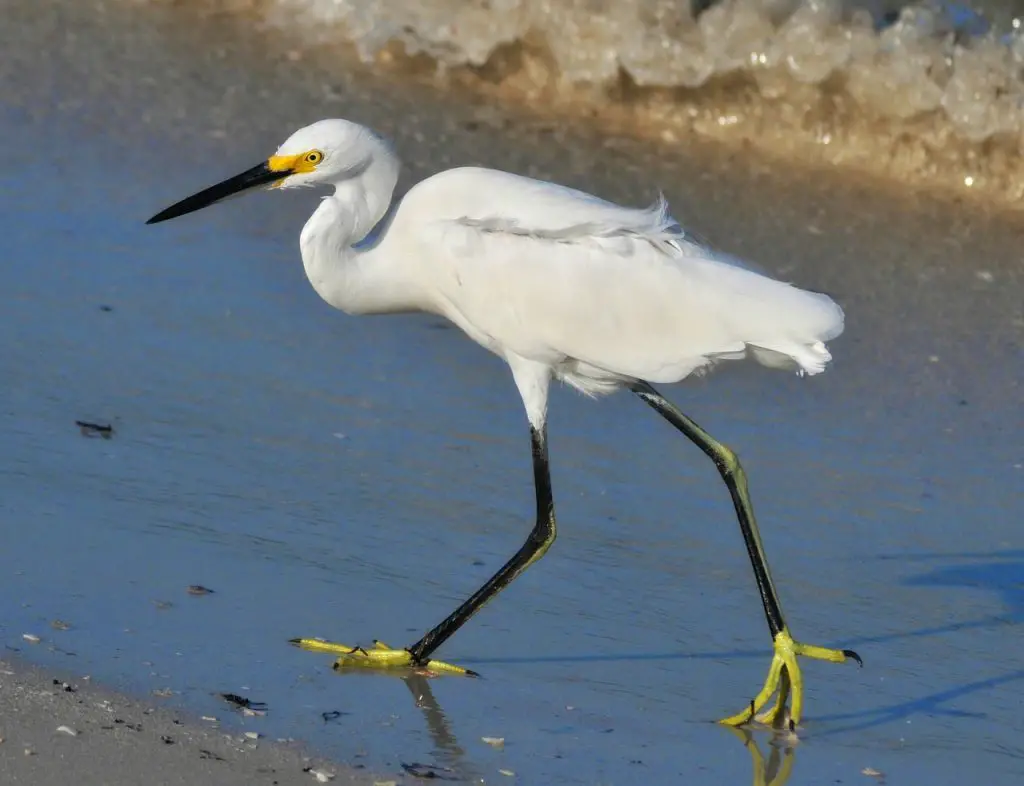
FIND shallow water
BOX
[2,2,1023,784]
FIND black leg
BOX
[630,381,786,638]
[408,425,557,663]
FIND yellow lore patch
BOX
[267,149,323,182]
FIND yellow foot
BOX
[289,637,477,677]
[719,629,861,728]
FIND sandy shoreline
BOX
[0,657,379,785]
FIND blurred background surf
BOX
[137,0,1024,202]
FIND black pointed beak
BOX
[146,161,292,225]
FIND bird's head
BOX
[146,119,393,225]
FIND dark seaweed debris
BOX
[75,420,114,439]
[219,693,268,713]
[401,762,459,780]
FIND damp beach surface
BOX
[1,1,1022,784]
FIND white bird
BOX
[147,118,860,728]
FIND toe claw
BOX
[843,649,863,667]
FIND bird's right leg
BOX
[630,381,860,727]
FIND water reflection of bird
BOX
[148,118,860,726]
[727,726,796,786]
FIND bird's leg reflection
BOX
[725,726,796,786]
[399,673,491,783]
[401,673,464,761]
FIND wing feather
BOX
[454,192,697,258]
[400,168,843,386]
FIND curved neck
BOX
[299,151,426,315]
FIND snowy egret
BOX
[147,119,860,727]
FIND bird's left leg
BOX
[630,381,861,727]
[292,421,557,677]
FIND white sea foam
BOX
[137,0,1024,200]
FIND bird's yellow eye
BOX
[304,150,323,165]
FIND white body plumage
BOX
[287,120,842,428]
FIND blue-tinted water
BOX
[1,3,1022,784]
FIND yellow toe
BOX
[719,629,860,727]
[290,637,477,677]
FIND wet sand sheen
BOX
[1,1,1022,785]
[0,656,368,785]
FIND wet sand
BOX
[1,1,1022,785]
[0,656,371,785]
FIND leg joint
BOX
[713,441,741,478]
[528,507,557,549]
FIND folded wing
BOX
[403,168,843,388]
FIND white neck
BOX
[298,146,425,316]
